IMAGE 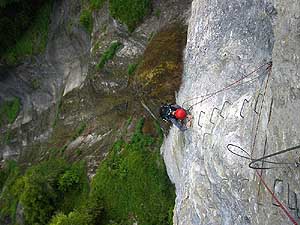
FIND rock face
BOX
[0,0,192,171]
[0,0,89,121]
[0,0,89,161]
[162,0,300,224]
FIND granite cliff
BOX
[162,0,300,224]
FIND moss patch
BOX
[127,63,138,76]
[134,23,187,104]
[96,41,122,70]
[89,0,106,10]
[80,9,93,34]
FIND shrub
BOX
[96,41,122,70]
[0,97,21,125]
[20,160,68,224]
[1,159,90,224]
[58,167,81,192]
[109,0,151,32]
[89,0,106,10]
[18,160,88,225]
[31,78,41,90]
[49,193,105,225]
[0,161,22,224]
[0,0,33,55]
[49,211,91,225]
[79,9,93,34]
[127,63,138,76]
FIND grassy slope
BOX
[90,119,175,225]
[0,119,175,225]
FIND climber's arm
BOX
[169,117,187,132]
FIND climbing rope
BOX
[226,143,300,225]
[256,170,299,225]
[183,60,299,223]
[248,144,300,169]
[226,143,300,170]
[182,61,272,111]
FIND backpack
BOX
[159,105,172,121]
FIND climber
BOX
[159,103,193,132]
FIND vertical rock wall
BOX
[162,0,300,224]
[0,0,90,161]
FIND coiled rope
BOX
[226,144,300,170]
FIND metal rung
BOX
[288,183,297,210]
[210,107,223,125]
[220,100,232,118]
[240,99,249,118]
[198,111,205,128]
[272,179,284,207]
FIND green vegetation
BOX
[53,98,63,128]
[89,0,106,10]
[76,149,82,156]
[90,118,175,224]
[1,0,53,65]
[0,160,22,224]
[96,41,122,70]
[80,0,151,34]
[1,129,12,145]
[127,63,138,76]
[109,0,151,32]
[79,9,93,34]
[135,23,187,103]
[0,0,20,8]
[79,0,106,35]
[0,159,88,225]
[72,122,86,140]
[154,9,161,18]
[0,119,175,225]
[31,78,41,90]
[0,97,21,126]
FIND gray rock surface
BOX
[0,0,192,166]
[162,0,300,224]
[0,0,89,122]
[0,0,89,162]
